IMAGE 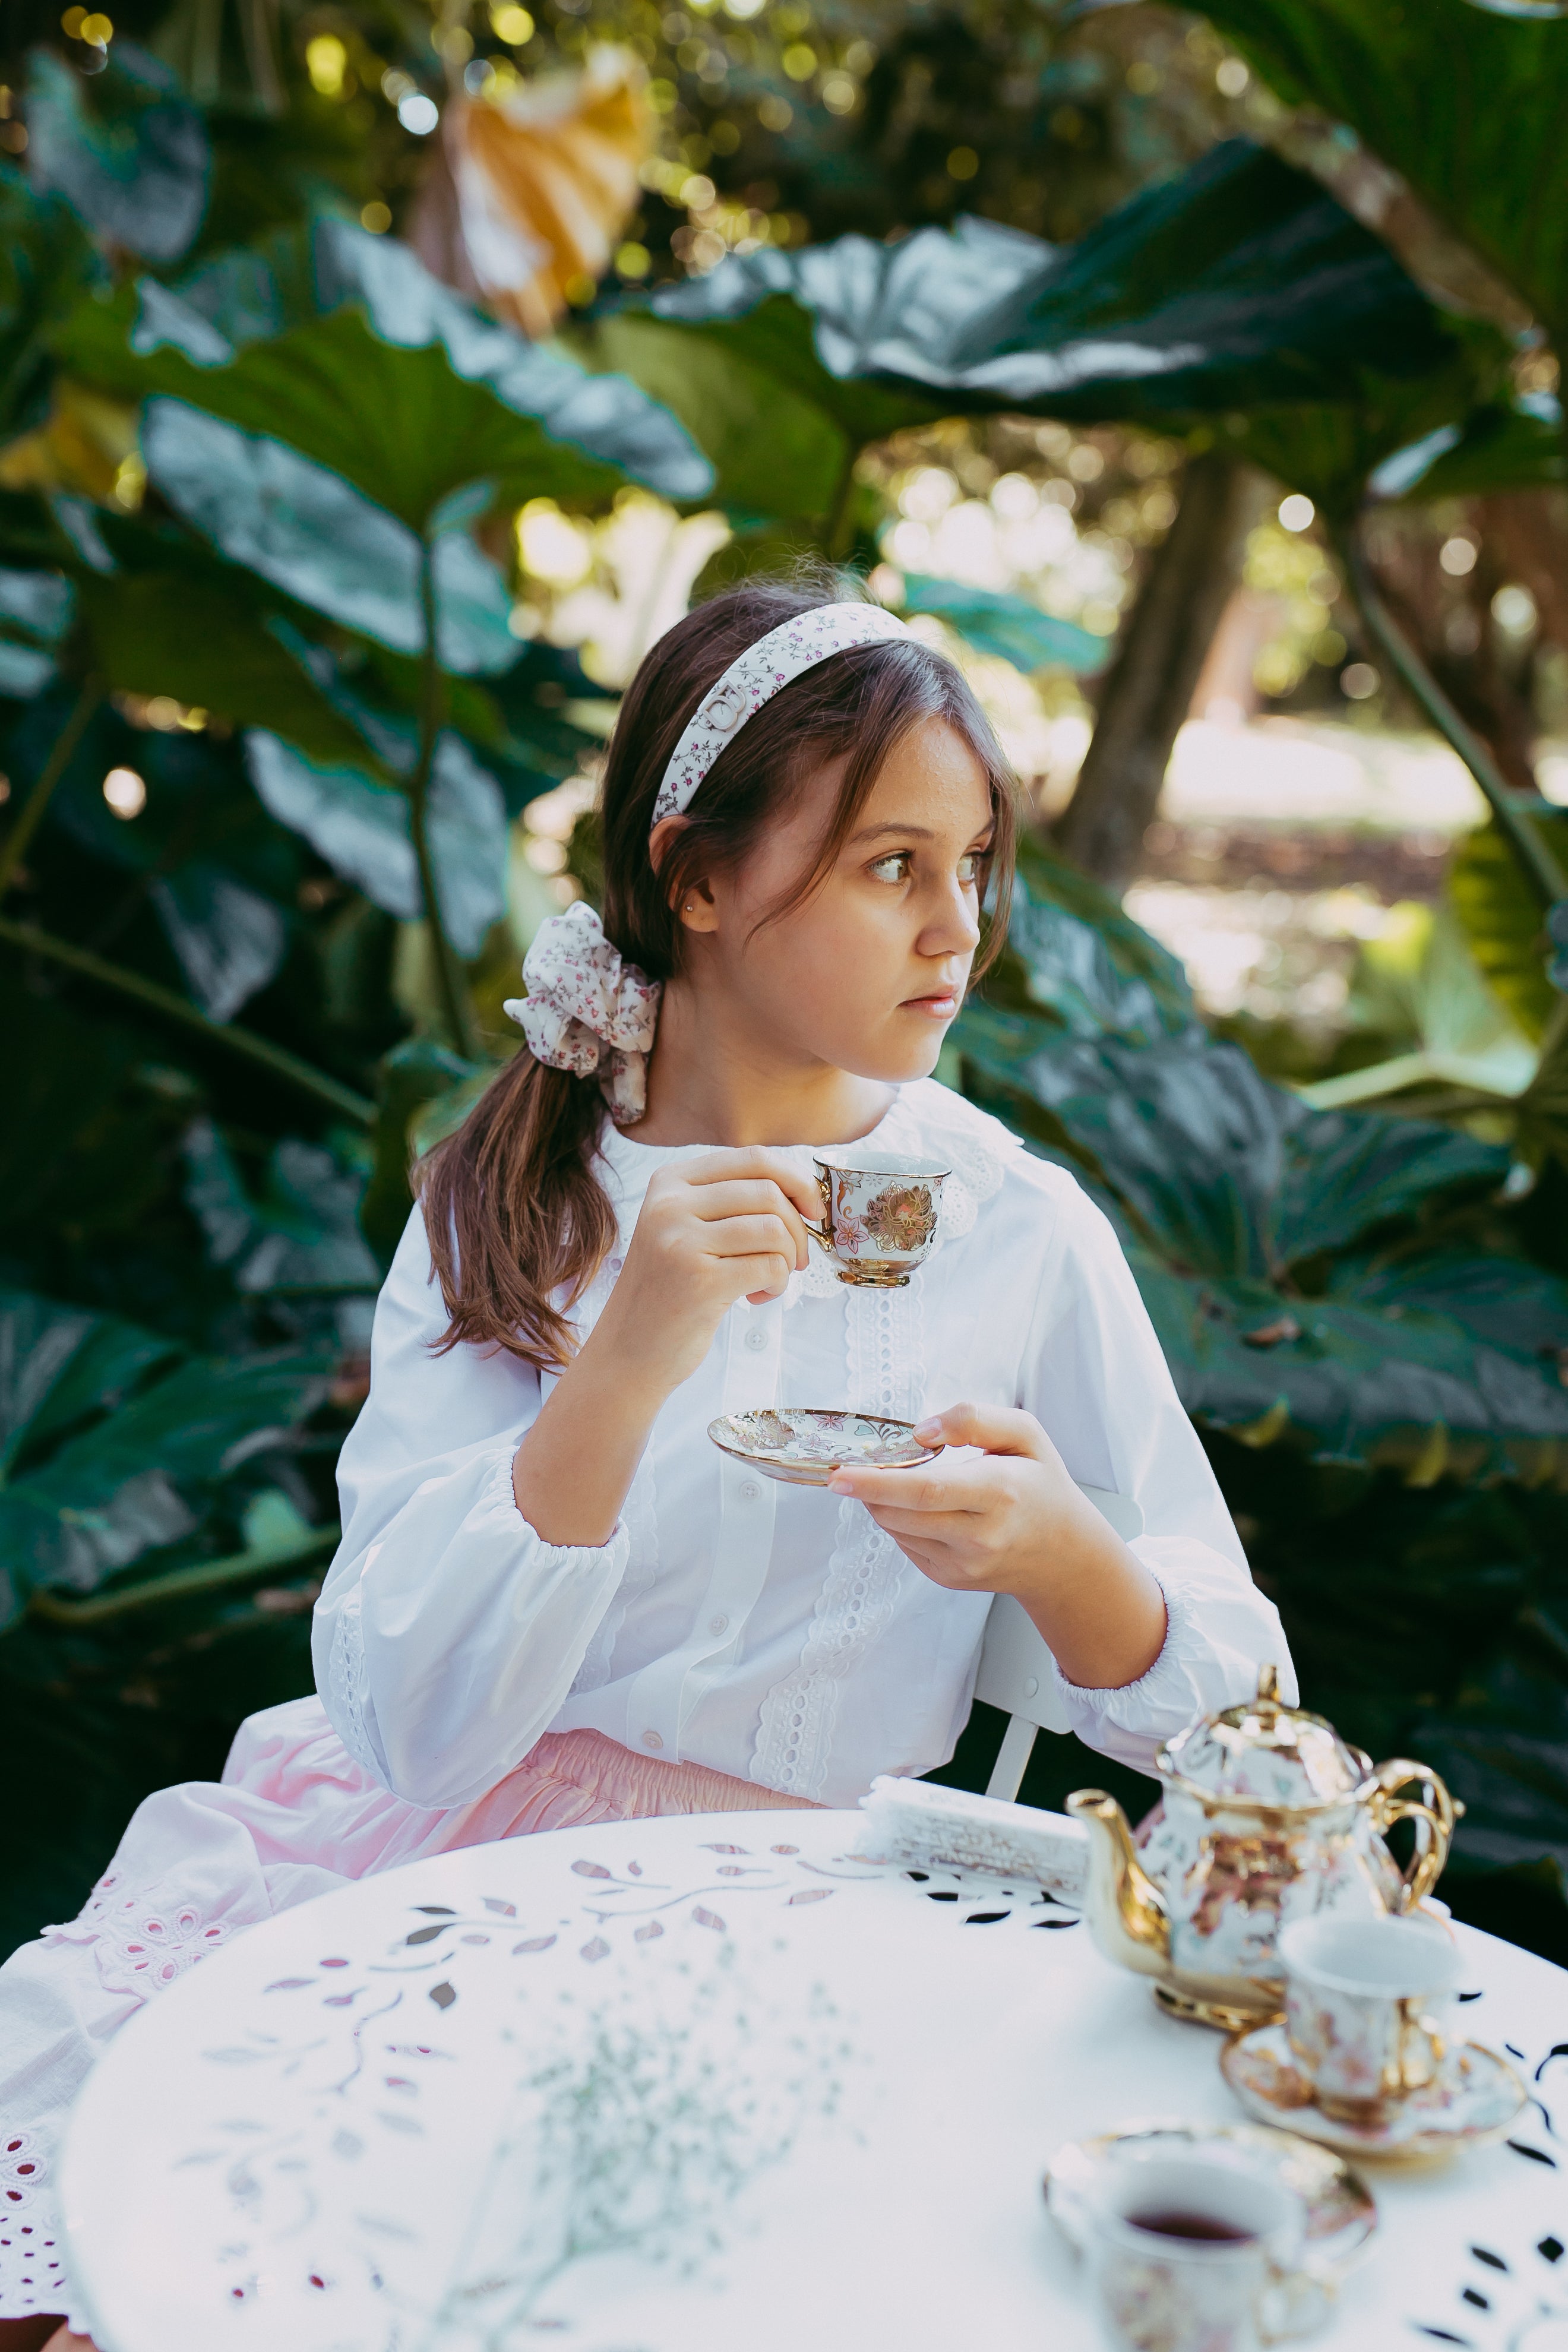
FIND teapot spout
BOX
[1067,1789,1171,1979]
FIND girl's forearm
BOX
[1019,1506,1168,1692]
[512,1334,669,1546]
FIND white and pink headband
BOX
[505,600,913,1123]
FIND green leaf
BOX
[954,911,1559,1480]
[74,558,374,766]
[569,311,852,524]
[0,1289,177,1485]
[0,1341,330,1621]
[0,164,103,441]
[24,42,209,265]
[58,217,712,535]
[361,1037,481,1267]
[140,398,517,676]
[244,728,508,957]
[1382,396,1566,504]
[182,1118,380,1294]
[1295,903,1537,1112]
[1450,813,1568,1043]
[1221,320,1512,523]
[644,141,1456,432]
[984,835,1196,1044]
[899,577,1105,674]
[1196,0,1568,349]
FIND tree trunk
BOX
[1054,450,1260,892]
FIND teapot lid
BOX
[1158,1665,1370,1809]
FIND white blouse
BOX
[312,1080,1294,1812]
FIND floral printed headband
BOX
[650,600,913,828]
[507,600,913,1123]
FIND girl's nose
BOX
[919,878,982,958]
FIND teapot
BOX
[1066,1666,1458,2031]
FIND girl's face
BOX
[681,715,994,1083]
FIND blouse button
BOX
[642,1730,663,1751]
[1023,1676,1039,1699]
[744,1326,768,1352]
[608,1254,624,1275]
[709,1613,729,1636]
[739,1480,761,1501]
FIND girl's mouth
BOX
[903,991,960,1017]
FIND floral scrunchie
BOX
[504,901,662,1125]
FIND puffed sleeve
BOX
[311,1206,630,1808]
[1015,1168,1295,1773]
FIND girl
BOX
[0,577,1291,2345]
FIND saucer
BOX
[1221,2024,1526,2161]
[707,1408,942,1487]
[1045,2118,1377,2274]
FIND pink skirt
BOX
[0,1696,818,2325]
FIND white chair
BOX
[973,1484,1145,1801]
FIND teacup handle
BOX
[1259,2264,1335,2345]
[1369,1757,1459,1910]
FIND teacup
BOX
[805,1155,949,1288]
[1083,2151,1314,2352]
[1278,1911,1462,2117]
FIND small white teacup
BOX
[1083,2152,1313,2352]
[806,1153,949,1288]
[1278,1910,1462,2117]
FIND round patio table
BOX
[58,1807,1568,2352]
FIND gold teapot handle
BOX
[1368,1757,1460,1910]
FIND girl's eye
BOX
[957,851,982,884]
[868,852,912,883]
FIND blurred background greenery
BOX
[5,0,1568,1964]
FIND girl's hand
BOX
[595,1146,824,1399]
[827,1401,1168,1690]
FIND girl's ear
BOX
[649,813,690,893]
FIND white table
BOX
[59,1809,1568,2352]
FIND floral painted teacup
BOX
[807,1155,949,1287]
[1278,1911,1462,2118]
[1083,2151,1316,2351]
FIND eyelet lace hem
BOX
[42,1867,236,2000]
[0,2127,67,2318]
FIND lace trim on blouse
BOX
[325,1581,378,1777]
[750,1277,927,1800]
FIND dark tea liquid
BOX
[1127,2209,1257,2244]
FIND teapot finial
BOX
[1256,1661,1281,1711]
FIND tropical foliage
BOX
[5,0,1568,1966]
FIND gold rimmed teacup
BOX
[803,1155,949,1288]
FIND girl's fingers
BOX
[706,1213,805,1264]
[684,1147,823,1232]
[912,1402,1054,1460]
[731,1254,795,1300]
[828,1460,978,1512]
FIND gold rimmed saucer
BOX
[707,1408,943,1487]
[1045,2118,1378,2275]
[1221,2022,1526,2162]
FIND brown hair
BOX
[418,573,1018,1368]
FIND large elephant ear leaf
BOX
[140,398,516,676]
[1196,0,1568,351]
[245,728,507,958]
[651,141,1458,432]
[0,166,105,443]
[979,837,1196,1044]
[25,42,209,264]
[58,220,712,535]
[0,1289,178,1484]
[899,578,1105,675]
[0,1341,331,1623]
[567,311,851,525]
[1450,813,1568,1044]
